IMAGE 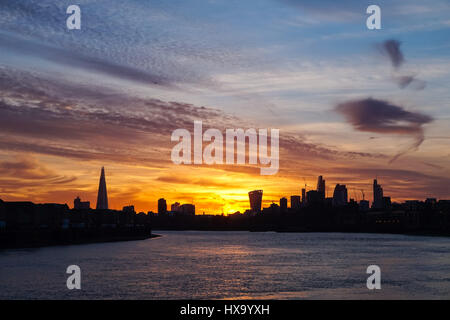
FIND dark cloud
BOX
[378,39,404,68]
[335,98,432,134]
[335,98,433,162]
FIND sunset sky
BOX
[0,0,449,214]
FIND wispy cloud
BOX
[0,156,76,190]
[0,32,174,87]
[0,67,377,169]
[377,39,427,90]
[394,74,426,90]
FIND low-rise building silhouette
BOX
[74,196,90,210]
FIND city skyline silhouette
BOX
[3,166,448,217]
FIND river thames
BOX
[1,231,450,299]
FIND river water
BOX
[1,231,450,299]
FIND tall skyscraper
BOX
[316,176,326,199]
[291,195,301,210]
[301,188,306,204]
[280,197,288,212]
[248,190,263,213]
[332,184,348,207]
[372,179,384,209]
[158,198,167,215]
[96,167,108,210]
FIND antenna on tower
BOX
[360,189,365,201]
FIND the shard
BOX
[96,167,108,210]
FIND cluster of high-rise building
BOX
[248,176,394,213]
[71,169,388,218]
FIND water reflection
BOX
[1,231,450,299]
